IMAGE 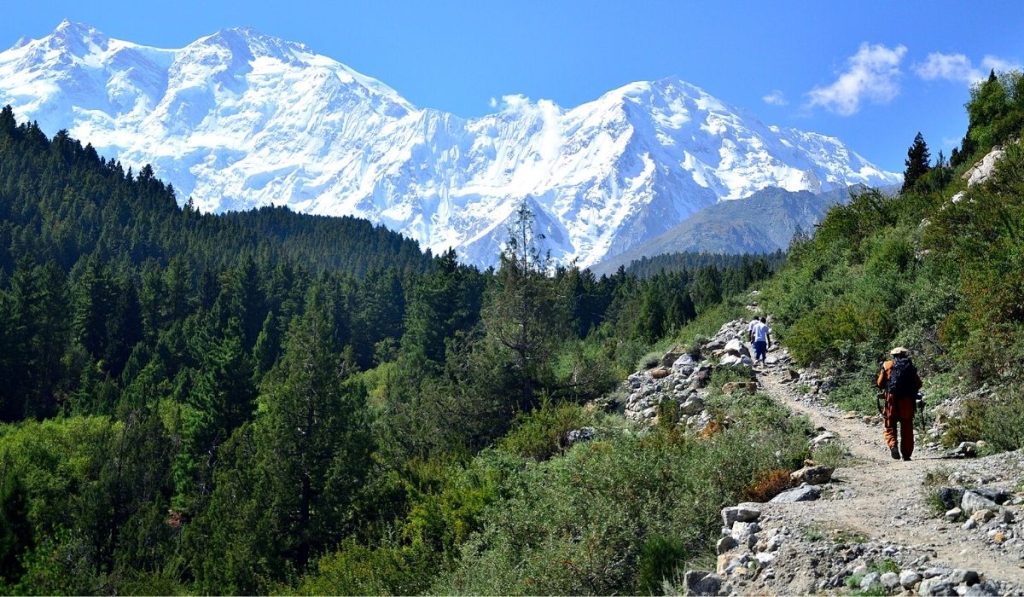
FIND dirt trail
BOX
[754,354,1024,586]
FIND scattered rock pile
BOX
[618,319,761,427]
[685,501,1022,596]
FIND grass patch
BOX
[870,558,899,574]
[832,528,869,545]
[802,525,825,542]
[922,466,952,487]
[925,489,951,517]
[811,440,849,469]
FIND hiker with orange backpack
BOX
[875,347,923,461]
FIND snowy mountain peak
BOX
[0,24,901,268]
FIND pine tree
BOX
[253,301,372,571]
[480,201,567,412]
[902,132,932,193]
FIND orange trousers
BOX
[883,396,915,458]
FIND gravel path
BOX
[755,358,1024,589]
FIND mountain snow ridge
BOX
[0,21,901,268]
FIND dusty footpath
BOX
[688,343,1024,596]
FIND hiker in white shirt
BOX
[752,317,771,366]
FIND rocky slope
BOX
[607,318,1024,595]
[0,20,900,268]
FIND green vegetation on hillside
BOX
[2,68,1020,594]
[0,104,784,594]
[762,71,1024,439]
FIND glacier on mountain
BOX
[0,20,901,268]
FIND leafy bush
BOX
[942,389,1024,452]
[436,394,811,595]
[297,541,435,595]
[497,401,596,461]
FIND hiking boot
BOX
[902,456,912,461]
[890,446,900,460]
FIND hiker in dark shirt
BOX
[875,347,923,461]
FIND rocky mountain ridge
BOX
[0,20,900,268]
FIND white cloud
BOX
[807,43,907,116]
[488,96,498,109]
[914,52,1022,85]
[762,90,788,106]
[981,55,1022,75]
[499,94,531,110]
[914,52,978,83]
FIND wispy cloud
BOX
[489,97,498,109]
[914,52,1022,85]
[807,43,907,116]
[762,90,788,106]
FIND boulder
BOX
[661,346,687,367]
[723,338,750,357]
[789,465,834,485]
[716,536,738,555]
[564,427,596,446]
[880,572,901,591]
[704,339,727,352]
[679,397,705,416]
[683,570,722,596]
[951,441,978,457]
[964,581,1001,596]
[900,570,922,589]
[969,509,995,524]
[935,487,965,510]
[860,572,881,591]
[947,569,980,586]
[730,521,760,547]
[809,431,837,448]
[918,577,956,596]
[721,505,761,527]
[769,483,820,503]
[943,507,962,522]
[719,354,745,367]
[961,490,999,513]
[971,487,1011,505]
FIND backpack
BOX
[887,356,917,396]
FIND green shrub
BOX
[497,401,595,461]
[436,395,811,595]
[942,389,1024,452]
[636,535,688,595]
[297,541,435,595]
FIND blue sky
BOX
[2,0,1021,171]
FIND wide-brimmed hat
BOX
[890,347,910,356]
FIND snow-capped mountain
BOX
[0,21,901,268]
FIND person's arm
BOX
[876,363,888,389]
